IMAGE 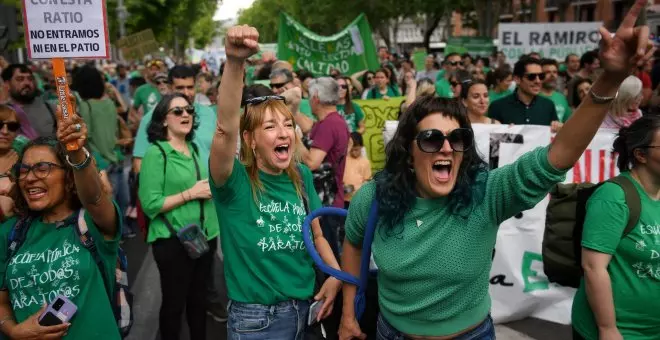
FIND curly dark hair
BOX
[375,96,488,235]
[147,93,199,144]
[12,137,82,218]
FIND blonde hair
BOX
[610,75,642,117]
[416,81,436,97]
[240,100,304,203]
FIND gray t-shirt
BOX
[19,97,56,138]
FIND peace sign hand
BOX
[599,0,654,79]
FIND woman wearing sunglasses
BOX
[0,114,122,339]
[138,93,219,340]
[210,25,342,339]
[339,4,653,339]
[337,77,365,134]
[0,105,30,222]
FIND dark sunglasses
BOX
[155,80,168,86]
[450,81,460,87]
[0,121,20,132]
[270,82,288,89]
[13,162,65,180]
[245,95,286,106]
[448,61,463,66]
[416,128,473,153]
[524,73,546,81]
[147,60,164,68]
[167,105,195,116]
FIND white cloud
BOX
[213,0,256,21]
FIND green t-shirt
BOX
[80,98,118,164]
[0,208,122,339]
[210,160,322,305]
[540,91,572,123]
[138,141,220,243]
[488,89,512,103]
[12,136,30,155]
[435,78,454,99]
[345,146,567,336]
[365,86,401,99]
[435,69,446,82]
[132,84,161,114]
[299,99,315,121]
[337,102,365,133]
[572,172,660,340]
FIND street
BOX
[121,237,573,340]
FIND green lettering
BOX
[521,251,549,293]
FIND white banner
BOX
[383,123,619,325]
[22,0,110,59]
[497,22,602,64]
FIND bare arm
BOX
[582,249,618,333]
[350,70,368,93]
[210,25,260,186]
[281,87,315,134]
[312,218,339,270]
[299,147,326,171]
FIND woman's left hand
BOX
[313,277,342,321]
[56,114,88,148]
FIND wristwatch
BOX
[589,88,618,104]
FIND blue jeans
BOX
[227,300,311,340]
[107,161,133,235]
[377,313,495,340]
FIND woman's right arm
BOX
[210,25,260,187]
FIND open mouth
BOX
[26,187,47,200]
[274,144,290,161]
[180,119,191,125]
[432,160,452,182]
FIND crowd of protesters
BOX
[0,1,656,339]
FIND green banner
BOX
[445,37,494,57]
[354,97,405,171]
[277,13,379,76]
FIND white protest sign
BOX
[497,22,602,64]
[22,0,110,59]
[383,123,620,325]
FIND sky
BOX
[213,0,256,21]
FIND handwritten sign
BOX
[354,97,404,171]
[22,0,109,59]
[117,29,159,60]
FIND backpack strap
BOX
[154,142,167,175]
[7,217,33,260]
[73,209,112,300]
[608,176,642,237]
[296,164,310,214]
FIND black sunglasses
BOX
[0,121,20,132]
[524,73,546,81]
[416,128,473,153]
[13,162,65,180]
[167,105,195,116]
[245,95,286,106]
[270,82,288,89]
[448,61,463,66]
[450,81,460,87]
[155,80,168,86]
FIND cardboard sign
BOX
[22,0,109,59]
[117,29,160,60]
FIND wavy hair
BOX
[375,96,488,235]
[147,93,199,144]
[12,137,82,218]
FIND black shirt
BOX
[488,90,558,126]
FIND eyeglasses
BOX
[155,80,168,86]
[13,162,65,180]
[167,105,195,116]
[643,146,660,149]
[0,121,20,132]
[147,60,164,68]
[416,128,473,153]
[450,81,459,87]
[448,61,463,66]
[245,95,286,106]
[270,82,288,89]
[524,73,546,81]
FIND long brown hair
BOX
[239,99,304,203]
[340,76,354,116]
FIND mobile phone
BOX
[308,300,324,326]
[38,295,77,326]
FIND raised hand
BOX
[225,25,260,62]
[598,0,654,79]
[56,114,87,148]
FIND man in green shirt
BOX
[488,57,562,132]
[540,59,572,123]
[269,68,315,120]
[435,53,461,98]
[128,59,166,130]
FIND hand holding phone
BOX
[8,303,70,339]
[308,299,324,326]
[39,295,77,326]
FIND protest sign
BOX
[277,13,380,76]
[117,29,159,61]
[382,123,620,324]
[497,22,602,64]
[354,98,404,170]
[445,36,494,57]
[22,0,110,59]
[412,49,427,71]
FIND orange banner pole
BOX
[51,58,80,151]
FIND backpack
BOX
[7,210,134,337]
[542,176,641,288]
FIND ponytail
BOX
[613,127,630,172]
[611,115,660,173]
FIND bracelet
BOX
[65,147,91,171]
[589,87,618,104]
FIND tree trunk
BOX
[423,14,442,51]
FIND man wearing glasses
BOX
[270,68,315,120]
[129,59,166,129]
[488,57,563,133]
[435,53,462,98]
